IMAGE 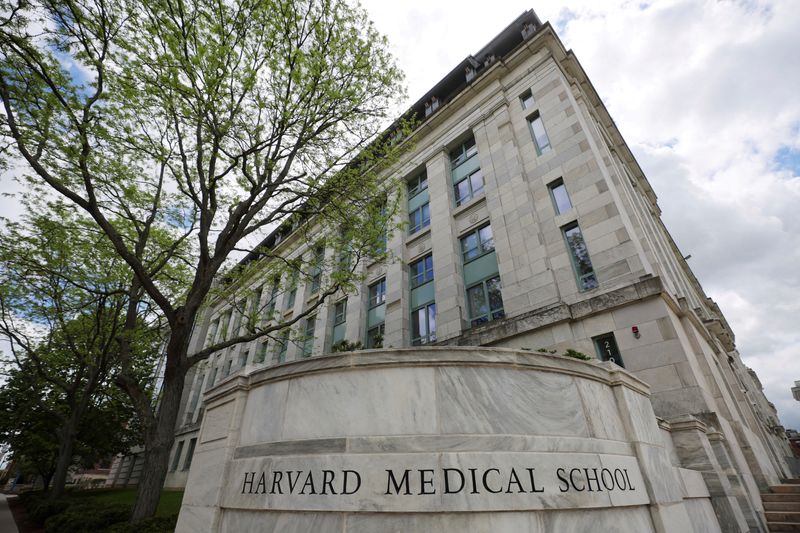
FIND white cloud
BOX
[362,0,800,428]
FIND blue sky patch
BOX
[773,146,800,176]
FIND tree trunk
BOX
[130,363,187,521]
[41,472,52,492]
[49,413,80,499]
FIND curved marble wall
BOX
[176,347,720,533]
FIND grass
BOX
[65,488,184,516]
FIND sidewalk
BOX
[0,493,19,533]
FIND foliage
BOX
[43,502,131,533]
[562,349,593,361]
[330,339,364,353]
[105,515,178,533]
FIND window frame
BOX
[309,245,325,294]
[520,89,535,110]
[170,441,185,472]
[450,136,478,168]
[366,323,385,349]
[368,278,387,309]
[460,224,495,263]
[593,332,624,367]
[407,172,428,198]
[410,254,434,288]
[453,168,485,207]
[527,111,552,155]
[333,299,347,326]
[548,178,572,215]
[302,315,316,357]
[465,275,505,327]
[411,302,437,346]
[562,222,599,291]
[182,438,197,471]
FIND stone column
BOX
[668,415,750,532]
[176,376,249,533]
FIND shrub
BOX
[562,349,592,361]
[106,515,179,533]
[25,497,70,524]
[43,502,130,533]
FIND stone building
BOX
[170,10,797,532]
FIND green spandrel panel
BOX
[451,155,480,184]
[332,322,346,344]
[463,251,499,286]
[367,303,385,328]
[408,188,429,213]
[410,280,435,309]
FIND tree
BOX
[0,0,407,520]
[0,205,160,498]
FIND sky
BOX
[359,0,800,429]
[0,1,797,431]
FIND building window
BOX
[460,224,495,263]
[182,438,197,471]
[368,278,386,308]
[410,254,434,288]
[548,178,572,214]
[254,341,268,364]
[520,89,534,110]
[407,172,427,197]
[528,112,551,155]
[466,276,504,327]
[451,137,484,207]
[170,441,185,472]
[206,319,219,347]
[331,299,347,346]
[593,333,624,367]
[238,348,248,368]
[411,303,436,345]
[563,222,599,291]
[265,278,279,317]
[276,330,289,362]
[286,270,299,310]
[302,315,316,357]
[409,203,430,234]
[224,359,232,376]
[366,323,384,349]
[408,172,430,234]
[310,245,324,294]
[206,366,218,390]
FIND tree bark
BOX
[49,422,78,499]
[130,358,187,521]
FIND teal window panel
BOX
[451,154,480,184]
[408,188,429,212]
[410,280,435,309]
[332,322,346,345]
[367,303,385,328]
[463,250,499,286]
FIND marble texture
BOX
[221,510,342,533]
[684,498,724,533]
[238,380,288,446]
[200,399,236,444]
[436,366,590,437]
[576,378,627,441]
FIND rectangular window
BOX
[286,270,299,310]
[410,254,434,288]
[334,300,347,325]
[407,172,428,197]
[450,137,478,168]
[276,330,289,362]
[224,359,232,376]
[255,341,268,364]
[466,275,504,326]
[302,315,316,357]
[206,319,219,347]
[265,278,279,317]
[310,245,324,294]
[366,323,384,349]
[520,89,535,110]
[170,441,185,472]
[368,278,386,308]
[528,112,551,155]
[408,203,430,234]
[182,438,197,470]
[411,303,436,345]
[593,333,624,367]
[563,222,599,291]
[461,224,495,263]
[454,168,484,207]
[238,348,248,368]
[548,178,572,214]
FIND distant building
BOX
[165,9,795,532]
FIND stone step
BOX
[767,522,800,532]
[783,479,800,485]
[764,493,800,503]
[765,502,800,512]
[773,485,800,494]
[766,511,800,523]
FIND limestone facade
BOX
[167,10,796,531]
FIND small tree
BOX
[0,0,407,520]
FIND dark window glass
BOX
[368,278,386,308]
[411,303,436,345]
[410,254,434,288]
[549,179,572,214]
[563,223,599,291]
[467,275,504,326]
[594,333,624,367]
[528,113,552,155]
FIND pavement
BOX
[0,493,19,533]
